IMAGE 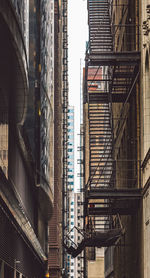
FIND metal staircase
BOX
[64,0,141,259]
[88,0,113,53]
[87,0,113,192]
[88,83,113,189]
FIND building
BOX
[66,107,84,278]
[104,1,141,277]
[83,64,105,278]
[83,0,143,278]
[62,0,147,277]
[87,249,104,278]
[67,106,75,278]
[68,107,74,193]
[140,1,150,278]
[0,0,54,277]
[74,192,84,278]
[48,1,68,278]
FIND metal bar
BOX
[86,188,142,199]
[88,207,137,215]
[88,52,140,66]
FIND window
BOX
[68,155,74,159]
[68,142,73,146]
[68,169,73,172]
[68,109,74,113]
[68,115,73,119]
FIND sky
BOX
[68,0,88,190]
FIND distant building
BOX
[66,107,84,278]
[74,192,84,278]
[67,106,75,278]
[68,107,74,192]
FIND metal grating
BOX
[88,0,113,53]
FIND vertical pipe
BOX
[135,0,140,188]
[136,83,140,188]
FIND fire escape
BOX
[64,0,141,259]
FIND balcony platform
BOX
[87,51,140,66]
[86,187,142,199]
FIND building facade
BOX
[82,0,142,278]
[83,64,105,278]
[105,1,141,277]
[141,1,150,278]
[66,107,84,278]
[48,1,68,278]
[68,107,74,192]
[74,192,84,278]
[67,106,75,278]
[0,0,54,277]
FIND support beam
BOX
[87,51,140,66]
[86,188,142,199]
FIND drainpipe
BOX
[136,0,141,188]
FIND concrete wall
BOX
[88,255,104,278]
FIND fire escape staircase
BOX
[64,0,141,258]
